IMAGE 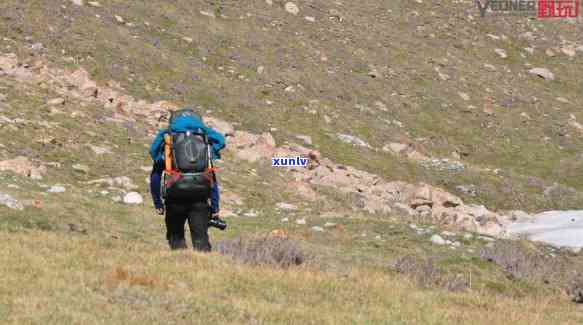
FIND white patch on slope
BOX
[507,210,583,249]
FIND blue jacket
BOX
[149,115,225,213]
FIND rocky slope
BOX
[0,51,531,238]
[1,0,582,213]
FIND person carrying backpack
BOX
[149,108,226,251]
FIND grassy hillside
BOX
[1,0,582,212]
[1,0,583,323]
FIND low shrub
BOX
[391,255,469,292]
[215,235,307,269]
[479,241,556,282]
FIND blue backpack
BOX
[162,109,213,200]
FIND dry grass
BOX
[106,267,169,289]
[215,235,307,268]
[1,230,583,324]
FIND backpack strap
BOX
[163,133,173,172]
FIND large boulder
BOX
[0,156,46,180]
[234,132,276,163]
[0,53,18,71]
[205,117,235,136]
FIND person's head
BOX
[169,108,203,125]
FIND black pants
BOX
[165,200,211,251]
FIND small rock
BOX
[88,176,137,190]
[88,1,101,7]
[337,134,371,148]
[0,193,24,210]
[520,32,535,41]
[529,67,554,80]
[182,37,193,43]
[557,97,570,104]
[111,196,122,203]
[276,202,297,210]
[114,15,125,23]
[508,210,531,222]
[562,47,576,57]
[305,16,315,22]
[324,222,337,228]
[441,231,456,237]
[285,2,300,15]
[545,48,556,57]
[71,0,84,6]
[31,43,44,51]
[89,145,112,155]
[243,211,258,217]
[72,164,90,173]
[311,226,324,232]
[430,234,447,245]
[374,101,388,112]
[393,203,415,217]
[478,235,496,242]
[281,217,289,223]
[257,66,265,74]
[123,192,143,205]
[200,10,215,18]
[383,142,408,154]
[295,135,312,146]
[455,184,477,197]
[436,68,450,81]
[25,199,43,209]
[47,98,65,106]
[458,92,471,101]
[494,48,508,59]
[296,218,306,225]
[48,185,66,193]
[484,63,497,71]
[368,70,381,78]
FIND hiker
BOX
[149,108,226,251]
